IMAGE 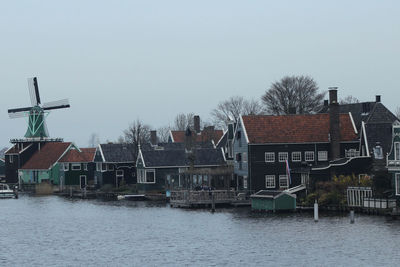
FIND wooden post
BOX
[70,187,73,198]
[211,191,215,212]
[350,210,355,224]
[314,200,319,222]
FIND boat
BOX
[0,184,17,198]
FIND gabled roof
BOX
[20,142,71,170]
[59,148,96,163]
[170,130,224,144]
[319,102,398,130]
[241,113,357,144]
[99,143,136,163]
[140,148,226,168]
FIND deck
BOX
[170,190,249,208]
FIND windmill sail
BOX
[27,77,41,106]
[43,99,70,110]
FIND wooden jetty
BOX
[170,190,250,208]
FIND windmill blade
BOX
[28,77,39,106]
[33,77,41,105]
[8,107,32,113]
[43,99,70,111]
[8,111,29,119]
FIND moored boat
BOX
[0,184,17,198]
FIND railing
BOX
[347,187,372,207]
[345,149,360,158]
[363,198,396,209]
[170,190,236,204]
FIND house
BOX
[58,147,97,190]
[19,142,73,186]
[386,125,400,202]
[0,158,5,182]
[216,121,236,164]
[250,190,296,212]
[136,131,229,194]
[168,115,224,146]
[96,143,137,187]
[233,89,371,193]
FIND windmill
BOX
[8,77,70,139]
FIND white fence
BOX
[347,187,372,207]
[363,198,396,209]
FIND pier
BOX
[170,190,250,208]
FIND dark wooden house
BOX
[136,140,229,194]
[233,89,371,193]
[96,143,137,187]
[386,125,400,202]
[58,147,97,190]
[0,158,5,182]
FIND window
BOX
[395,142,400,160]
[301,173,309,185]
[243,176,248,189]
[64,164,69,171]
[278,152,288,162]
[96,163,101,171]
[318,151,328,161]
[83,163,88,171]
[9,155,13,163]
[138,169,156,184]
[396,174,400,196]
[227,140,233,158]
[116,170,124,179]
[292,152,301,162]
[265,175,275,188]
[346,149,360,158]
[242,152,248,162]
[279,175,288,188]
[265,152,275,162]
[71,163,81,170]
[101,163,107,172]
[59,163,64,171]
[305,151,314,162]
[108,164,115,171]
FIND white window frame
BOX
[301,173,309,185]
[9,155,13,163]
[265,175,275,188]
[145,169,156,184]
[305,151,314,162]
[243,176,248,189]
[108,164,115,171]
[96,163,101,171]
[71,163,81,171]
[395,142,400,161]
[292,152,301,162]
[64,163,69,171]
[265,152,275,163]
[318,151,328,161]
[396,173,400,196]
[278,152,288,162]
[242,152,248,163]
[101,163,107,172]
[279,175,288,189]
[83,163,88,171]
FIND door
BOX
[80,175,87,189]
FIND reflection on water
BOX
[1,195,400,266]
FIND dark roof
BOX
[141,148,226,168]
[170,130,224,143]
[21,142,71,170]
[59,148,96,163]
[319,102,398,130]
[242,113,357,144]
[99,144,136,162]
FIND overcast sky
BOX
[1,0,399,148]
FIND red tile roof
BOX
[59,148,96,163]
[171,130,224,143]
[5,145,22,154]
[242,114,357,144]
[20,142,71,170]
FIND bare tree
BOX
[340,95,360,104]
[211,96,264,128]
[173,113,195,131]
[157,126,171,143]
[88,133,100,148]
[123,119,151,156]
[261,75,325,115]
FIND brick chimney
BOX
[150,130,157,146]
[329,87,341,160]
[194,115,200,134]
[376,95,381,103]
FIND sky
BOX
[1,0,399,148]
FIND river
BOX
[1,195,400,266]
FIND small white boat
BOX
[0,184,16,198]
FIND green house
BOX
[19,142,73,186]
[251,190,296,212]
[387,125,400,203]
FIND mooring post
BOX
[14,185,19,199]
[69,187,72,198]
[350,210,355,224]
[211,191,215,212]
[314,200,319,222]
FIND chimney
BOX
[324,100,329,106]
[376,95,381,103]
[150,130,157,146]
[194,115,200,134]
[329,87,340,160]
